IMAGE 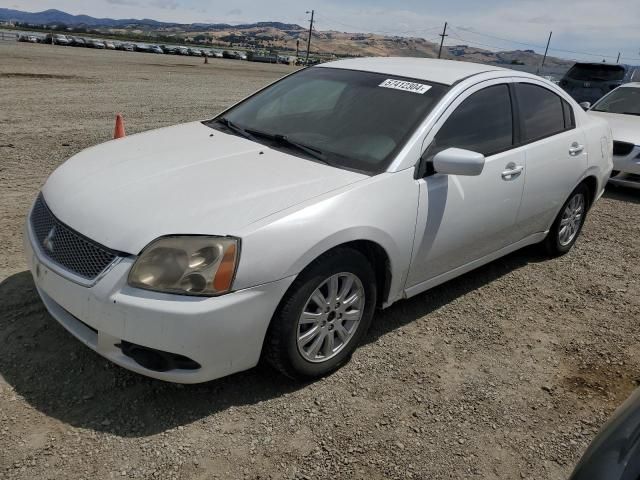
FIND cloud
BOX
[148,0,178,9]
[105,0,139,5]
[226,8,242,16]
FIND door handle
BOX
[569,142,584,156]
[501,164,524,180]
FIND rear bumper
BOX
[24,224,295,383]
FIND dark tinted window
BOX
[429,84,513,157]
[566,63,625,82]
[516,84,565,142]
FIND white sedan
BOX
[587,82,640,188]
[25,58,612,383]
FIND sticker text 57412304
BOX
[378,79,432,94]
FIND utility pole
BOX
[304,9,314,65]
[537,31,552,75]
[296,39,300,59]
[437,21,447,59]
[616,52,621,63]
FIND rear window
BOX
[566,64,625,82]
[515,84,566,143]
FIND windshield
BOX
[592,87,640,115]
[205,67,448,173]
[566,64,625,82]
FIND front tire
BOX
[263,248,377,380]
[543,183,589,256]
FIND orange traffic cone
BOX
[113,113,126,139]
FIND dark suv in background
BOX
[560,62,639,104]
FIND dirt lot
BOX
[1,42,640,480]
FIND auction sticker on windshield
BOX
[378,79,432,94]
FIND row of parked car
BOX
[17,32,319,64]
[17,33,251,60]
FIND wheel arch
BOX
[335,239,392,308]
[284,235,396,308]
[581,175,599,209]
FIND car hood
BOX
[588,111,640,145]
[42,122,367,254]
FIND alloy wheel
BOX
[558,193,585,247]
[296,272,365,363]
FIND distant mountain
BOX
[0,8,302,31]
[0,8,170,27]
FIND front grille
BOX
[613,141,634,157]
[30,194,119,281]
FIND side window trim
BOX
[561,99,576,130]
[508,83,523,146]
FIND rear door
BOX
[513,82,588,236]
[406,80,527,288]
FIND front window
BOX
[427,84,514,159]
[592,87,640,116]
[205,67,448,174]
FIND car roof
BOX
[572,61,626,67]
[317,57,510,85]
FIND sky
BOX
[5,0,640,62]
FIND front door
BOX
[406,81,526,289]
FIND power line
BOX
[291,15,640,64]
[451,26,547,50]
[448,24,634,62]
[314,14,442,37]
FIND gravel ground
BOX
[1,42,640,480]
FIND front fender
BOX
[233,169,420,306]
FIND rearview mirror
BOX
[433,148,485,176]
[579,101,591,110]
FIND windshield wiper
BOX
[215,117,255,140]
[244,128,329,164]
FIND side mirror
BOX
[432,148,485,176]
[579,101,591,110]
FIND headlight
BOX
[128,236,239,296]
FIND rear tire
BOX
[543,183,589,256]
[263,248,377,380]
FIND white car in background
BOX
[25,58,612,384]
[587,82,640,188]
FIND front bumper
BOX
[24,225,295,383]
[609,145,640,189]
